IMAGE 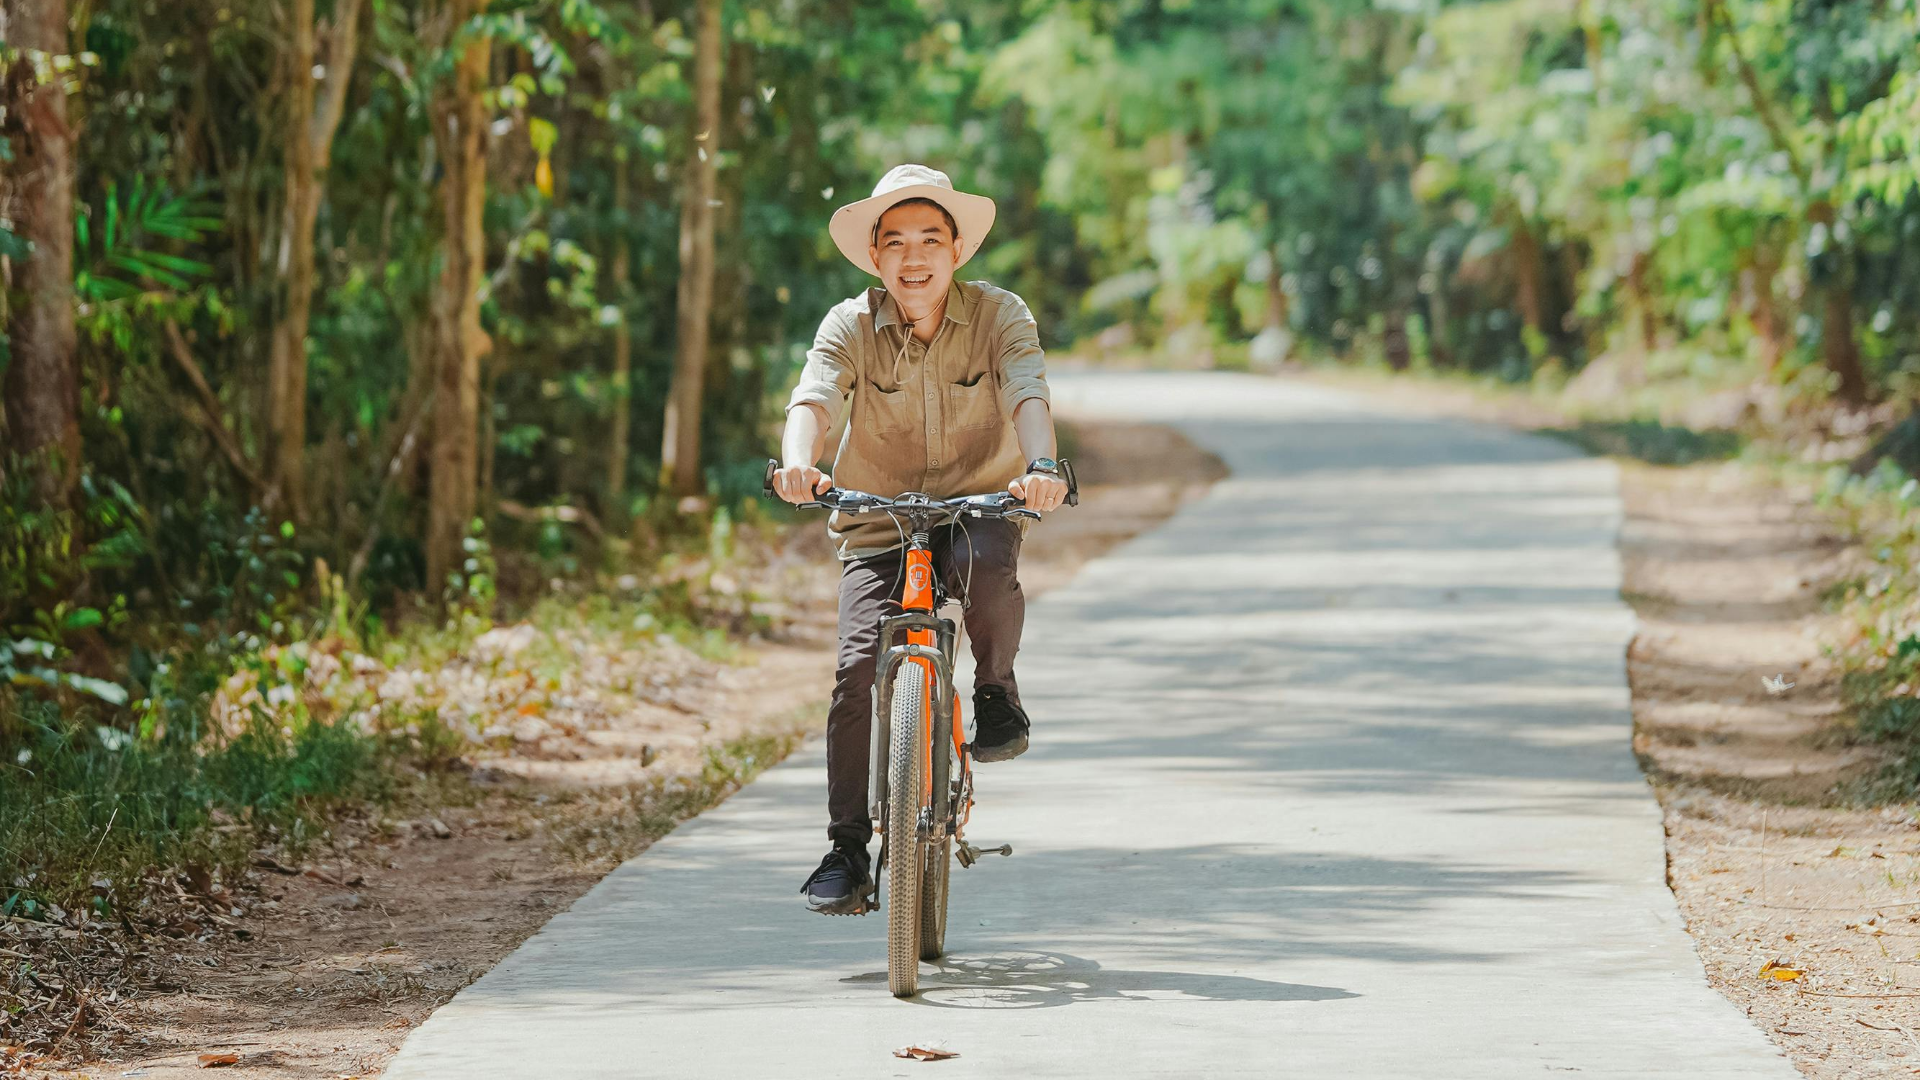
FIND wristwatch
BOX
[1026,457,1061,476]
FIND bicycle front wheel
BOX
[919,835,950,961]
[886,662,927,998]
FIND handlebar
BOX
[760,457,1079,519]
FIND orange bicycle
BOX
[763,459,1077,997]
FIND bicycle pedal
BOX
[956,840,1012,867]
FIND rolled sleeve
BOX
[787,304,858,427]
[995,292,1050,415]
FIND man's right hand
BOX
[773,464,833,505]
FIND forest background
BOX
[5,0,1920,960]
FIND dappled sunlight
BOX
[383,375,1793,1078]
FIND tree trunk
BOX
[1379,212,1409,372]
[1742,243,1786,373]
[266,0,363,519]
[1627,249,1657,354]
[1424,249,1454,367]
[0,0,80,507]
[1383,306,1410,371]
[424,0,490,598]
[1820,275,1869,404]
[659,0,720,497]
[1509,215,1545,343]
[606,151,631,514]
[1263,243,1289,335]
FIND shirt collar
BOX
[873,279,973,332]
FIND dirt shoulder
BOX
[30,417,1221,1080]
[1308,369,1920,1079]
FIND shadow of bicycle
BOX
[843,950,1358,1009]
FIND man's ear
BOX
[952,236,966,264]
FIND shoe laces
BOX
[803,847,866,890]
[974,686,1022,724]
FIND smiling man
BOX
[772,163,1069,915]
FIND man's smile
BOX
[899,273,933,288]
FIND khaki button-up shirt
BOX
[786,278,1051,560]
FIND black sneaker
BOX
[971,686,1030,763]
[800,843,874,915]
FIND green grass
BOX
[0,489,810,931]
[1810,461,1920,800]
[0,700,390,920]
[1540,419,1746,466]
[0,555,796,922]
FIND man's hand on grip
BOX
[774,464,832,505]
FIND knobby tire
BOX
[886,662,927,997]
[919,834,950,961]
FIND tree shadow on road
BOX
[841,949,1357,1010]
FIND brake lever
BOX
[1007,508,1041,521]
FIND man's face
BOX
[869,202,963,311]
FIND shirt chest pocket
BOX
[858,379,913,434]
[944,371,1001,432]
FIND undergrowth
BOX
[1815,462,1920,798]
[0,699,389,920]
[0,499,784,924]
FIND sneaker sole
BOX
[971,733,1029,763]
[806,880,877,916]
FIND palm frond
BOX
[75,177,223,304]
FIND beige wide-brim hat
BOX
[829,163,996,278]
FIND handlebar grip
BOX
[1062,458,1080,507]
[762,458,778,499]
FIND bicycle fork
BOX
[869,609,958,838]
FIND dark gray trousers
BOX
[826,517,1024,848]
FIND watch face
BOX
[1031,457,1058,472]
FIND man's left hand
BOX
[1009,472,1069,512]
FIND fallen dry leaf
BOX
[199,1052,240,1067]
[1758,959,1803,981]
[893,1045,960,1062]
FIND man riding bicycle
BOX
[771,164,1069,916]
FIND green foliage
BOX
[74,177,222,303]
[1543,420,1746,466]
[0,697,386,918]
[18,0,1920,866]
[1818,462,1920,791]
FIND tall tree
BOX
[659,0,719,498]
[606,149,632,512]
[266,0,365,518]
[1703,0,1871,402]
[0,0,79,507]
[424,0,490,598]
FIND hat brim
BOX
[829,184,997,278]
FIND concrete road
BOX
[383,372,1793,1079]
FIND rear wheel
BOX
[885,663,927,998]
